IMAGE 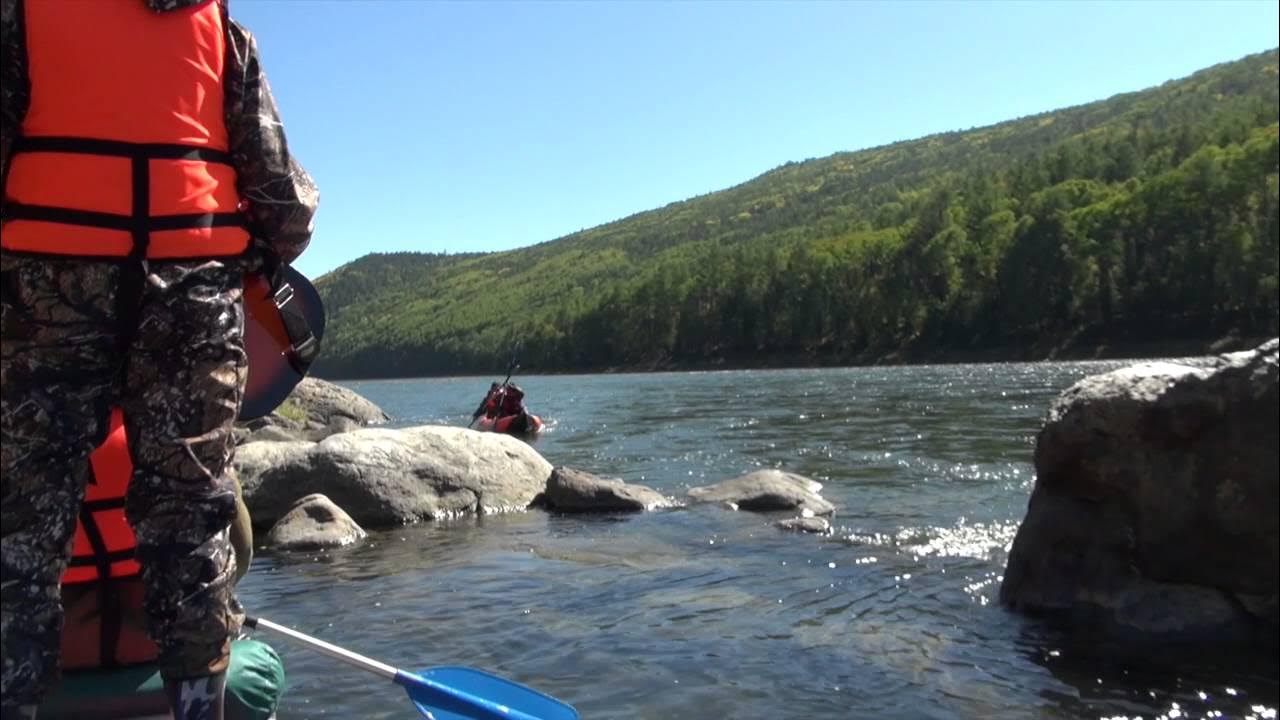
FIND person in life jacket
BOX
[0,1,318,718]
[499,383,528,416]
[481,382,528,419]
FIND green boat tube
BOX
[39,638,285,720]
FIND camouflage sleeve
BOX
[0,0,30,198]
[224,16,319,265]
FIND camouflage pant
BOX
[1,253,247,708]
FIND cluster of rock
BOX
[234,379,836,550]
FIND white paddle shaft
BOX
[249,616,398,680]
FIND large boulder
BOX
[236,424,306,445]
[234,378,388,445]
[1000,339,1278,646]
[688,470,835,516]
[236,426,554,530]
[286,377,390,426]
[542,467,676,513]
[265,494,367,550]
[236,414,363,445]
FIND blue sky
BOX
[230,0,1280,280]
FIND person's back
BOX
[0,1,317,718]
[500,383,527,416]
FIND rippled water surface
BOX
[238,362,1278,719]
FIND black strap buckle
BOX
[271,278,319,370]
[272,282,295,308]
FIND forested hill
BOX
[312,49,1280,379]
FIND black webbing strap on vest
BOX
[65,498,135,571]
[6,136,245,243]
[74,498,128,668]
[6,135,248,362]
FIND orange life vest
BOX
[2,0,250,259]
[60,408,160,669]
[64,408,139,586]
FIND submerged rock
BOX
[1001,338,1278,647]
[236,425,553,530]
[688,470,835,516]
[776,516,831,534]
[265,493,367,550]
[542,467,676,512]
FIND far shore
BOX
[314,333,1273,383]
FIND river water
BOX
[237,361,1278,720]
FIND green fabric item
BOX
[40,638,285,720]
[226,639,286,720]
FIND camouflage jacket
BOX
[0,0,318,264]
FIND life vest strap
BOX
[66,548,136,569]
[4,203,247,234]
[82,497,127,512]
[13,136,234,164]
[7,134,245,261]
[77,506,125,668]
[131,154,149,261]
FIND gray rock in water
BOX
[287,377,391,426]
[776,516,831,534]
[252,416,368,445]
[235,440,312,493]
[688,470,835,516]
[265,493,367,550]
[233,415,301,445]
[245,425,307,444]
[1001,338,1278,647]
[543,467,676,512]
[233,378,387,445]
[323,415,363,435]
[236,426,553,530]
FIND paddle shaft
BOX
[246,616,558,720]
[245,616,397,680]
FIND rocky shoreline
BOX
[233,378,840,550]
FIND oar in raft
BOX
[245,616,578,720]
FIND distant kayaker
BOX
[500,383,529,416]
[480,382,528,418]
[0,0,318,718]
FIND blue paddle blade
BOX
[397,667,578,720]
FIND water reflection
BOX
[1021,619,1279,720]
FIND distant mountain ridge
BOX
[313,48,1280,378]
